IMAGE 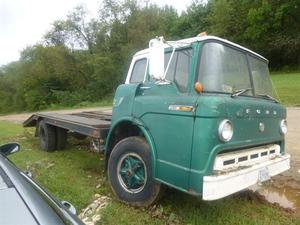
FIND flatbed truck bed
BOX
[23,110,112,140]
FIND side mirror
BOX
[62,200,77,215]
[0,143,20,156]
[149,37,165,80]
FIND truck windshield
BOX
[248,55,273,97]
[198,42,275,98]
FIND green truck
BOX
[24,34,290,206]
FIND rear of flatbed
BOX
[23,110,112,151]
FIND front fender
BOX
[105,117,157,174]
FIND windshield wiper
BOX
[231,88,252,97]
[256,94,279,103]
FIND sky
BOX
[0,0,193,66]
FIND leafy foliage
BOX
[209,0,300,68]
[0,0,299,113]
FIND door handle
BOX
[140,86,151,90]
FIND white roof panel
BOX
[135,36,267,61]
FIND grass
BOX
[1,121,299,225]
[99,191,300,225]
[271,72,300,106]
[0,122,105,210]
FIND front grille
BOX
[213,144,281,171]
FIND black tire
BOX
[56,128,67,150]
[108,136,162,207]
[38,121,57,152]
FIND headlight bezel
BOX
[280,119,287,135]
[218,119,233,142]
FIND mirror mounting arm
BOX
[164,46,176,78]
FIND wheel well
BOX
[105,121,144,164]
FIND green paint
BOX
[107,39,287,196]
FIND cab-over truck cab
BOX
[106,35,290,206]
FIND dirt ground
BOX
[0,106,299,213]
[285,108,300,179]
[272,107,300,189]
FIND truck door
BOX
[131,47,198,190]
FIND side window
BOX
[130,58,147,83]
[165,49,192,92]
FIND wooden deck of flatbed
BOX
[23,110,112,139]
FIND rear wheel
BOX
[38,121,56,152]
[56,128,67,150]
[108,136,162,207]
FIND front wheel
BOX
[108,136,162,207]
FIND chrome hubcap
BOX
[117,153,147,193]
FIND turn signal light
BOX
[194,82,204,93]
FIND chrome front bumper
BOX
[202,154,290,200]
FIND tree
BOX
[246,0,300,68]
[45,5,101,54]
[1,0,299,113]
[209,0,300,68]
[172,0,211,38]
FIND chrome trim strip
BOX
[168,105,194,112]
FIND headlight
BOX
[280,119,287,135]
[218,119,233,142]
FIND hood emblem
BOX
[259,122,265,132]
